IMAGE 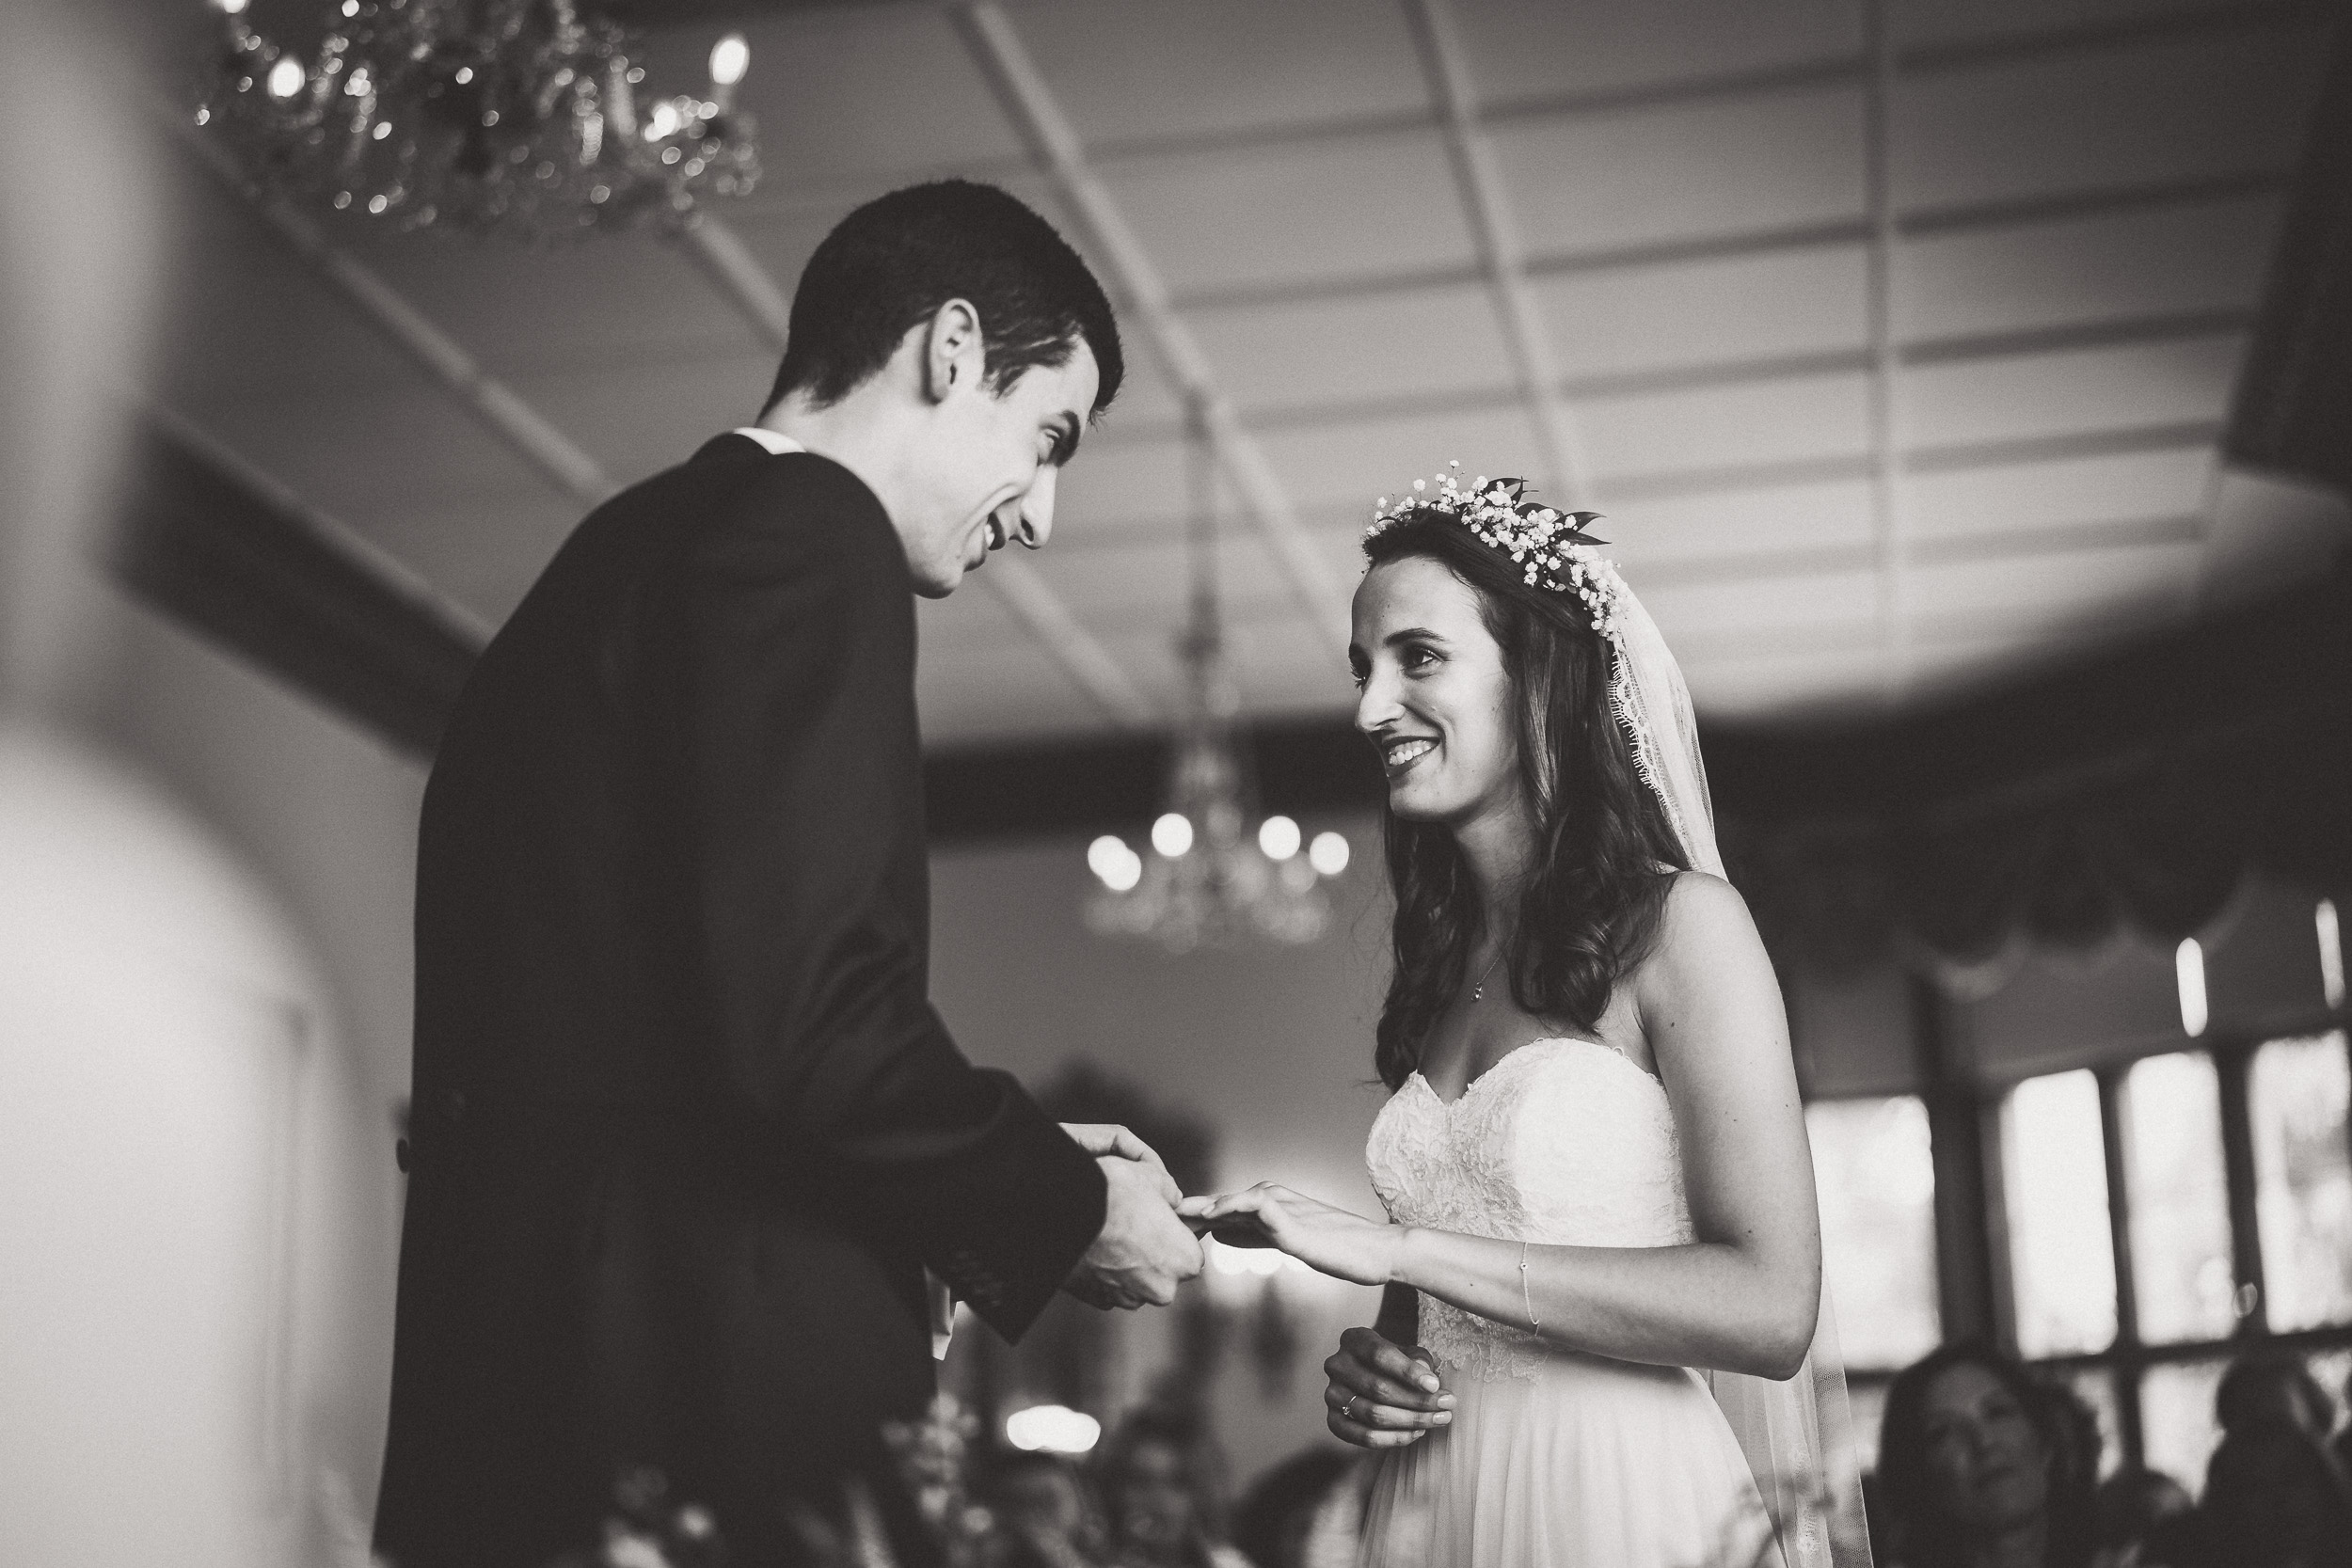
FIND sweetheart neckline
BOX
[1406,1034,1667,1113]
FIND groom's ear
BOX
[920,298,986,405]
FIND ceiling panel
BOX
[1904,448,2216,539]
[324,489,582,628]
[1888,0,2282,50]
[1643,564,1882,641]
[508,353,782,487]
[188,385,552,524]
[1898,195,2282,341]
[348,226,750,372]
[1901,334,2245,449]
[648,5,1030,186]
[1534,242,1868,377]
[1460,0,1860,106]
[1494,84,1865,258]
[1907,537,2201,619]
[1257,404,1547,512]
[1892,22,2326,211]
[140,0,2343,744]
[1030,532,1304,635]
[154,168,421,402]
[1601,480,1878,564]
[1580,371,1872,480]
[1012,0,1429,148]
[1186,283,1516,418]
[1104,130,1474,297]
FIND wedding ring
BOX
[1345,1395,1363,1424]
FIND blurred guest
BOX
[2217,1350,2337,1442]
[1879,1343,2099,1568]
[2199,1418,2352,1568]
[1093,1407,1248,1568]
[978,1449,1104,1568]
[2093,1466,2194,1566]
[2339,1364,2352,1474]
[1229,1448,1359,1568]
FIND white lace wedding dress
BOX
[1359,1037,1784,1568]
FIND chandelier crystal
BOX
[1084,405,1344,952]
[196,0,760,242]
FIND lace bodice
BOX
[1366,1037,1694,1380]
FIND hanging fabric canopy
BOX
[1707,562,2352,975]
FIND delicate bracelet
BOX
[1518,1238,1541,1334]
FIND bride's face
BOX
[1351,556,1522,830]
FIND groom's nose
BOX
[1010,464,1057,549]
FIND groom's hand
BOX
[1059,1122,1183,1208]
[1063,1154,1203,1310]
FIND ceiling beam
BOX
[1052,0,2316,170]
[1167,168,2288,315]
[1402,0,1595,506]
[1062,306,2249,449]
[670,217,793,353]
[165,110,617,510]
[947,0,1355,651]
[1863,0,1911,689]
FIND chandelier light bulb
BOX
[266,55,307,101]
[644,100,681,140]
[1257,816,1301,862]
[214,0,250,14]
[1307,831,1350,878]
[1152,813,1195,859]
[1088,835,1142,893]
[708,33,752,87]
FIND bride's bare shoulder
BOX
[1634,870,1772,999]
[1659,868,1756,937]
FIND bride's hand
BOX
[1178,1183,1404,1288]
[1324,1326,1453,1449]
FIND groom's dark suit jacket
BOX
[374,436,1105,1568]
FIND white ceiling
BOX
[150,0,2344,746]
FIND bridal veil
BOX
[1610,577,1876,1568]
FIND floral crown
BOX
[1365,461,1627,643]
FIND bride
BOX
[1184,467,1869,1568]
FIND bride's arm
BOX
[1195,875,1822,1381]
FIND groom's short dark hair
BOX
[764,180,1123,417]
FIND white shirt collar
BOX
[728,427,804,457]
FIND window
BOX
[2249,1032,2352,1332]
[2139,1357,2230,1491]
[2054,1367,2124,1481]
[2003,1070,2117,1356]
[2120,1053,2236,1344]
[1807,1096,1941,1370]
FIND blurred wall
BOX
[0,7,423,1564]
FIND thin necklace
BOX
[1470,943,1505,1003]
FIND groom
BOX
[375,182,1203,1568]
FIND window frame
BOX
[1837,1005,2352,1477]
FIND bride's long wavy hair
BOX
[1364,510,1689,1091]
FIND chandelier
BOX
[1084,406,1349,952]
[195,0,760,242]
